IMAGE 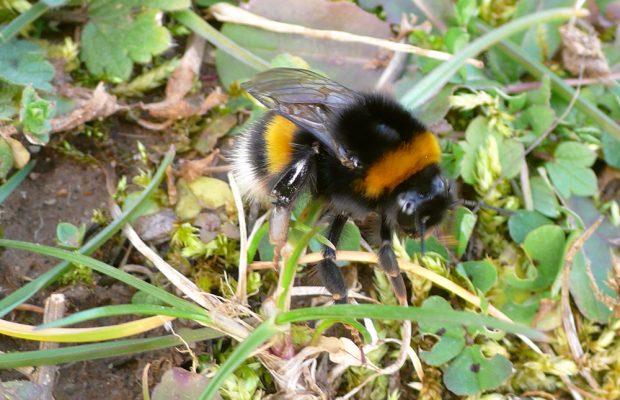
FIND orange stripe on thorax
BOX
[359,131,441,198]
[265,115,297,173]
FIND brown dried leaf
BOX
[143,88,227,120]
[560,24,610,78]
[165,34,206,102]
[51,82,124,133]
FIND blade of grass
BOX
[0,239,204,314]
[400,8,588,110]
[0,160,35,204]
[475,21,620,142]
[0,148,175,318]
[276,304,546,341]
[275,225,322,311]
[0,2,55,42]
[172,9,269,72]
[38,304,214,329]
[0,327,221,368]
[0,314,174,342]
[199,318,283,400]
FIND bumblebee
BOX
[232,68,451,305]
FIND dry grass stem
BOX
[210,3,483,68]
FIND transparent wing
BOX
[243,68,362,168]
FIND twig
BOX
[503,71,620,94]
[561,217,604,390]
[34,293,66,400]
[210,3,483,68]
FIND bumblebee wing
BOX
[243,68,361,168]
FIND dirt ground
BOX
[0,129,191,399]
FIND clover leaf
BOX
[545,141,598,198]
[419,296,466,365]
[443,345,512,395]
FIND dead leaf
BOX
[143,88,227,120]
[560,23,610,78]
[179,149,220,182]
[4,137,30,168]
[51,82,125,133]
[165,34,206,102]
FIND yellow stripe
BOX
[265,115,297,173]
[359,131,441,198]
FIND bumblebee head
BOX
[393,165,452,243]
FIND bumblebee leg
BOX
[269,156,313,262]
[378,217,408,306]
[317,213,348,304]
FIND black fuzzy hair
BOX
[333,93,427,166]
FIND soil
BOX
[0,129,192,399]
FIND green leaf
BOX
[419,296,466,365]
[443,345,512,395]
[545,162,597,199]
[81,1,189,81]
[56,222,86,249]
[454,206,476,257]
[507,225,565,290]
[338,221,362,252]
[498,137,524,179]
[521,104,555,136]
[508,210,553,244]
[460,260,497,294]
[19,86,54,145]
[0,138,14,179]
[602,131,620,169]
[454,0,477,26]
[545,141,598,198]
[531,176,560,218]
[554,141,597,167]
[0,40,55,91]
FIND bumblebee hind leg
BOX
[317,213,349,304]
[269,154,314,262]
[378,216,408,306]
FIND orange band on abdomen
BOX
[359,131,441,198]
[265,115,297,173]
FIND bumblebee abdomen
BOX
[232,112,300,203]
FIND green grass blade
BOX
[38,304,213,329]
[276,225,323,311]
[0,160,36,204]
[0,239,203,314]
[277,304,546,341]
[0,327,221,369]
[172,9,269,72]
[199,318,283,400]
[0,2,49,42]
[400,8,587,110]
[475,21,620,142]
[0,148,175,318]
